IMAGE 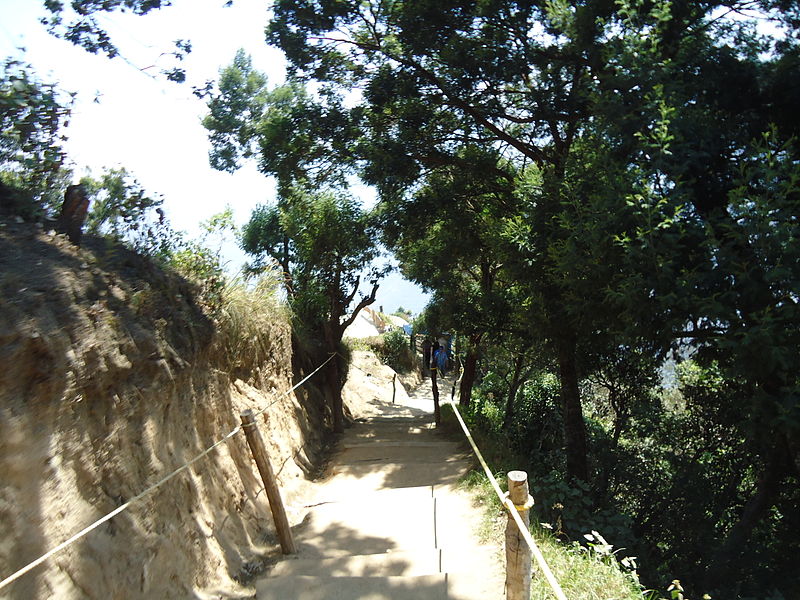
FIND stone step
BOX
[319,458,472,494]
[355,416,433,426]
[293,493,435,557]
[307,484,432,506]
[342,439,459,449]
[337,442,466,464]
[307,483,471,506]
[340,429,443,445]
[293,491,489,558]
[346,423,435,432]
[349,418,433,428]
[254,572,501,600]
[268,546,498,578]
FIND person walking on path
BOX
[434,338,448,378]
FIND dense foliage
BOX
[0,59,72,219]
[263,1,800,597]
[378,328,415,373]
[14,0,800,596]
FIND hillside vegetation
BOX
[0,221,330,598]
[4,2,800,598]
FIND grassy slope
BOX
[439,404,643,600]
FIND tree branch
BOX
[339,279,380,335]
[309,34,549,165]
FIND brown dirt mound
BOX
[0,222,330,599]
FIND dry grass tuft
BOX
[214,273,290,375]
[529,528,642,600]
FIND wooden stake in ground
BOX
[240,409,297,554]
[56,184,89,246]
[505,470,533,600]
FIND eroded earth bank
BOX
[0,222,384,599]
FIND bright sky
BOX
[0,0,430,314]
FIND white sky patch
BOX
[0,0,429,313]
[1,0,284,238]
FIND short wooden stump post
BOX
[505,470,533,600]
[240,409,297,555]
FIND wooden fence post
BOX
[240,409,297,555]
[505,470,533,600]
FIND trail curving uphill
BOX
[255,358,504,599]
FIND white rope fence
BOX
[0,354,336,591]
[445,399,569,600]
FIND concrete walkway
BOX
[254,379,504,600]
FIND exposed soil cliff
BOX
[0,221,331,599]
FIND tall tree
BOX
[267,0,625,482]
[241,186,383,433]
[381,148,517,408]
[204,52,385,432]
[584,3,800,591]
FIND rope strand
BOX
[446,399,568,600]
[0,353,335,591]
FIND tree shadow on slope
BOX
[253,519,459,600]
[0,222,224,598]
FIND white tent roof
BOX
[343,309,382,338]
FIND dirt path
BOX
[253,359,505,599]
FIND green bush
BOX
[352,329,414,373]
[168,241,226,313]
[343,336,377,352]
[1,60,73,220]
[380,328,412,371]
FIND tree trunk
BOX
[431,370,441,426]
[450,335,461,401]
[323,280,378,434]
[458,349,479,409]
[556,334,589,483]
[56,184,89,246]
[323,322,345,434]
[458,333,482,409]
[328,358,344,433]
[705,446,789,591]
[503,354,526,431]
